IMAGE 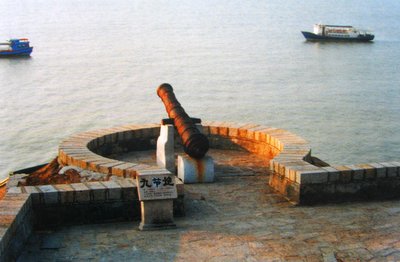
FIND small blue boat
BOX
[0,38,33,56]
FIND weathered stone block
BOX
[296,170,328,184]
[254,128,270,142]
[156,124,175,173]
[70,183,90,202]
[22,186,40,204]
[228,126,239,137]
[218,125,228,137]
[101,181,122,200]
[346,165,365,181]
[175,177,184,195]
[334,166,352,183]
[38,185,58,205]
[125,166,139,177]
[357,164,376,180]
[390,161,400,176]
[209,124,219,136]
[116,179,137,200]
[284,165,309,182]
[86,182,106,201]
[54,184,74,203]
[112,163,138,177]
[99,161,124,175]
[380,162,398,177]
[7,187,22,194]
[110,161,132,176]
[177,155,214,183]
[369,163,386,178]
[321,166,340,182]
[139,199,175,231]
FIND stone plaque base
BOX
[177,155,214,183]
[139,199,176,231]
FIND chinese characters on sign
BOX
[137,174,177,201]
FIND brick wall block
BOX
[296,170,328,184]
[37,185,58,205]
[86,182,107,201]
[356,164,376,180]
[22,186,40,204]
[334,166,353,183]
[345,165,365,181]
[369,163,386,178]
[391,161,400,176]
[380,162,398,178]
[54,184,74,204]
[70,183,90,202]
[321,166,340,182]
[101,181,122,200]
[116,179,137,200]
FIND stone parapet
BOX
[2,121,400,260]
[0,193,33,262]
[0,177,185,261]
[58,123,160,178]
[58,122,311,180]
[270,159,400,204]
[9,177,183,207]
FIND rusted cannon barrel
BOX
[157,83,209,159]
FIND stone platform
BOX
[54,121,400,204]
[2,121,400,261]
[17,149,400,261]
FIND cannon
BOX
[157,83,209,159]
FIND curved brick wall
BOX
[58,121,312,178]
[58,121,400,204]
[58,124,161,177]
[1,119,397,209]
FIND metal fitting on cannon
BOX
[157,83,209,159]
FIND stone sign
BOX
[137,173,177,201]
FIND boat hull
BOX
[301,31,374,42]
[0,47,33,56]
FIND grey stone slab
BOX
[346,165,365,180]
[116,179,135,189]
[296,170,328,184]
[38,185,58,205]
[54,184,75,204]
[116,179,137,200]
[22,186,40,204]
[321,166,340,182]
[380,162,398,177]
[86,182,106,201]
[390,161,400,176]
[101,181,122,200]
[177,155,214,183]
[7,187,22,194]
[369,163,386,178]
[70,183,90,202]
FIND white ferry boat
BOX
[302,24,374,42]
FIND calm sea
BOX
[1,0,399,178]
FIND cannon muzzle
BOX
[157,83,209,159]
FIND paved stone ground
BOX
[18,150,400,261]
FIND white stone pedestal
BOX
[137,169,177,230]
[139,199,176,231]
[156,124,175,173]
[177,154,215,183]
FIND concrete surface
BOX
[18,149,400,261]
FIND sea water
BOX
[1,0,399,175]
